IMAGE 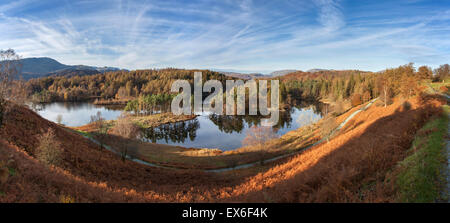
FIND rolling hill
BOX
[0,92,445,202]
[15,57,124,80]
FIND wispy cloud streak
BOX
[0,0,449,72]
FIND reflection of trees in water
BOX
[29,103,44,112]
[141,101,324,145]
[100,104,125,111]
[290,99,323,114]
[208,101,323,134]
[208,112,294,134]
[208,114,247,133]
[141,119,200,143]
[31,102,125,112]
[272,111,293,130]
[31,102,82,112]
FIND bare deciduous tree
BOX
[0,49,23,126]
[111,113,140,161]
[0,49,21,98]
[36,128,62,166]
[377,74,391,108]
[90,111,108,150]
[90,111,107,134]
[242,126,278,165]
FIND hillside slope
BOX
[0,103,239,202]
[0,94,446,202]
[221,95,446,202]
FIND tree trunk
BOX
[384,88,387,107]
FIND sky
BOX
[1,0,450,73]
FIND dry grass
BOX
[217,95,445,202]
[74,112,196,132]
[0,94,445,202]
[75,100,370,170]
[92,113,324,169]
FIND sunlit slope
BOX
[0,94,445,202]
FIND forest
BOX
[1,49,450,204]
[25,69,234,103]
[25,64,449,109]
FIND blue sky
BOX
[1,0,450,73]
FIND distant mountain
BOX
[218,69,302,79]
[306,68,332,73]
[269,70,298,77]
[20,57,68,75]
[15,57,124,80]
[220,71,266,80]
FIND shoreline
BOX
[72,99,378,171]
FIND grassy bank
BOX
[428,79,450,94]
[75,112,197,132]
[395,105,448,202]
[130,113,197,129]
[73,100,371,170]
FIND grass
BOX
[73,129,92,138]
[129,113,196,129]
[73,112,196,133]
[428,78,450,94]
[84,116,322,170]
[395,105,448,202]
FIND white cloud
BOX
[0,0,449,72]
[313,0,345,31]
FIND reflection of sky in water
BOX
[34,102,123,127]
[153,106,322,151]
[154,115,247,150]
[35,102,322,151]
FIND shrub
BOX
[402,101,412,111]
[351,94,362,107]
[36,128,62,166]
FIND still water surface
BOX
[35,102,322,150]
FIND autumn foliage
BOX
[351,93,362,107]
[0,92,445,202]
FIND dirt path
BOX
[76,98,379,172]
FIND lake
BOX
[34,102,323,151]
[33,102,123,127]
